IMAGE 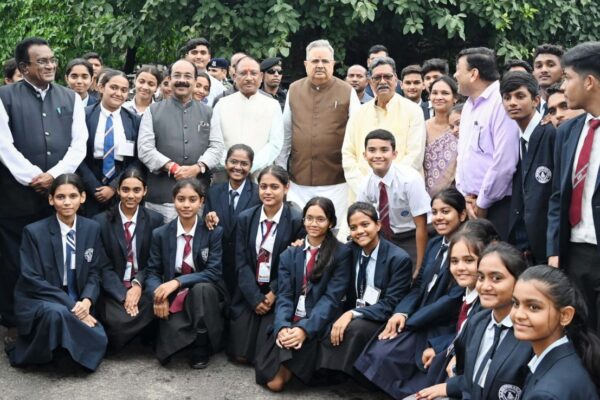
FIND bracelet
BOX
[168,162,180,177]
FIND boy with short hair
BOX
[500,71,555,264]
[357,129,431,274]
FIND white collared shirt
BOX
[571,113,600,245]
[24,78,50,100]
[228,179,246,210]
[255,205,284,255]
[81,94,90,108]
[473,313,513,386]
[520,111,543,157]
[123,98,154,117]
[358,164,431,233]
[528,336,569,373]
[119,203,139,280]
[302,236,322,279]
[355,241,380,295]
[57,215,77,286]
[93,105,127,161]
[175,216,198,273]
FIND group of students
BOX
[5,124,600,399]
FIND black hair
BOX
[136,65,162,84]
[226,144,255,163]
[503,59,533,74]
[400,65,422,81]
[364,129,396,151]
[450,102,464,114]
[14,37,49,72]
[368,44,388,56]
[431,187,466,214]
[478,241,527,278]
[3,58,19,81]
[82,52,103,64]
[172,178,205,199]
[171,59,199,79]
[49,173,85,196]
[197,71,212,90]
[561,42,600,81]
[107,167,148,222]
[257,165,289,186]
[534,44,565,60]
[369,56,396,74]
[421,58,449,76]
[456,47,500,82]
[99,69,128,86]
[500,71,540,98]
[65,58,93,78]
[518,265,600,390]
[181,38,211,55]
[303,197,340,282]
[430,75,459,97]
[347,201,379,225]
[448,219,499,261]
[546,82,565,98]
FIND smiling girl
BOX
[7,174,108,371]
[123,66,162,116]
[65,58,95,106]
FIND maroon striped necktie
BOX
[256,220,275,284]
[570,119,600,226]
[456,300,471,332]
[379,181,393,239]
[169,234,193,313]
[123,221,135,288]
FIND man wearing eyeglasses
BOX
[0,37,88,343]
[342,56,426,198]
[277,39,360,227]
[138,59,224,222]
[260,57,287,110]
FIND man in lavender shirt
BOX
[454,47,520,240]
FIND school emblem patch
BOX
[498,384,521,400]
[201,247,209,263]
[84,248,94,262]
[535,166,552,184]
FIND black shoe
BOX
[190,329,210,369]
[190,356,209,369]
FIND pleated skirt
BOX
[226,308,274,364]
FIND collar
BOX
[521,111,543,143]
[490,311,514,329]
[176,216,198,237]
[375,165,396,187]
[303,236,323,252]
[100,103,120,118]
[584,112,600,129]
[236,91,260,101]
[528,336,569,373]
[310,77,335,91]
[469,80,499,105]
[24,78,50,95]
[118,203,139,225]
[57,215,77,235]
[259,204,284,225]
[374,93,401,110]
[464,287,479,304]
[361,240,380,261]
[229,179,246,195]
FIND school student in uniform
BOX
[254,197,352,391]
[512,265,600,400]
[77,69,141,216]
[93,167,163,351]
[353,189,467,398]
[500,71,555,264]
[227,165,304,364]
[144,178,228,369]
[420,243,532,400]
[6,174,108,371]
[317,202,413,381]
[205,144,261,295]
[357,129,431,273]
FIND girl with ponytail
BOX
[511,265,600,399]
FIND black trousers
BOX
[486,195,511,241]
[566,242,600,332]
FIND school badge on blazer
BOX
[201,248,209,263]
[498,383,521,400]
[84,248,94,262]
[535,166,552,184]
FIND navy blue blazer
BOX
[547,113,600,259]
[78,103,141,193]
[396,236,463,331]
[447,309,533,400]
[343,238,413,322]
[521,341,599,400]
[274,243,352,339]
[429,297,483,354]
[231,203,305,319]
[509,122,555,262]
[93,206,164,302]
[144,219,226,297]
[14,216,108,335]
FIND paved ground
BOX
[0,327,388,400]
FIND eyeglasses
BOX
[308,59,332,66]
[227,158,251,168]
[31,58,58,67]
[304,216,328,224]
[266,69,282,75]
[371,73,395,83]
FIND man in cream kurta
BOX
[342,57,426,197]
[211,56,283,173]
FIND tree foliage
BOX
[1,0,599,75]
